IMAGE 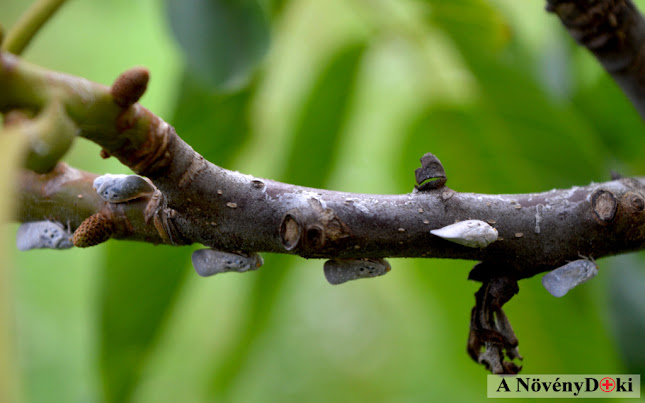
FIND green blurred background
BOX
[2,0,645,401]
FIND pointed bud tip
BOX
[111,67,150,108]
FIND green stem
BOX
[2,0,68,55]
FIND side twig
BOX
[1,0,68,55]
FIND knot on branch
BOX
[415,152,447,191]
[280,199,351,254]
[280,213,301,251]
[623,191,645,213]
[619,177,645,215]
[591,189,617,224]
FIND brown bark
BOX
[1,49,643,281]
[16,154,645,281]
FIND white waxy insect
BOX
[93,174,155,203]
[541,258,598,298]
[191,249,263,277]
[430,219,498,248]
[16,220,73,251]
[323,258,391,285]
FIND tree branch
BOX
[547,0,645,119]
[14,159,645,279]
[2,0,644,380]
[4,25,645,372]
[4,51,645,280]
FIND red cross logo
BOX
[600,377,616,392]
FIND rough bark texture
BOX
[4,51,645,280]
[16,160,645,282]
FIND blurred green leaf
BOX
[571,74,645,171]
[401,0,607,194]
[399,98,605,196]
[258,0,289,19]
[208,42,366,398]
[207,255,292,398]
[170,71,255,163]
[607,253,645,377]
[99,244,188,403]
[285,42,365,187]
[166,0,270,91]
[427,0,510,59]
[0,131,24,403]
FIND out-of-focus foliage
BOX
[607,254,645,377]
[0,128,26,403]
[2,0,645,402]
[166,0,270,91]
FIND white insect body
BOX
[541,258,598,297]
[93,174,155,203]
[430,219,498,248]
[191,249,263,277]
[323,258,391,285]
[16,220,73,251]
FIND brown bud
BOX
[110,67,149,108]
[73,213,113,248]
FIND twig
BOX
[4,51,645,281]
[2,0,68,55]
[16,161,645,279]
